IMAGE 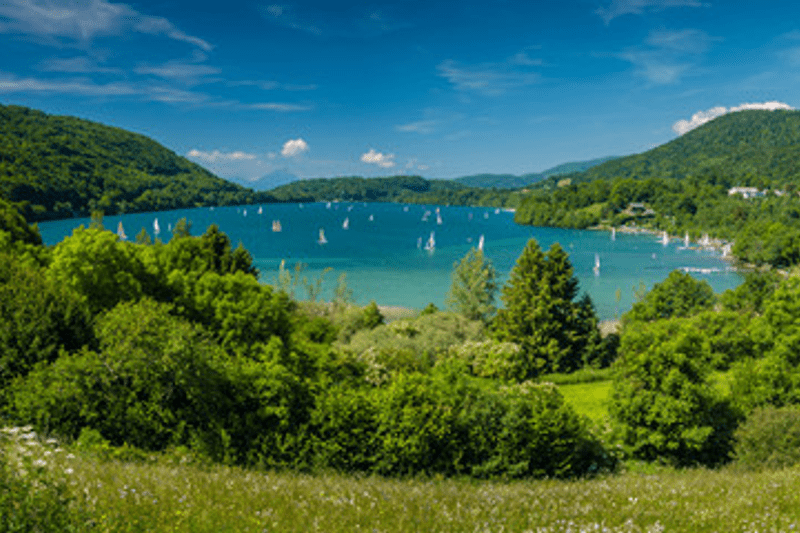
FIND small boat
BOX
[258,206,263,215]
[369,214,374,221]
[494,208,500,214]
[342,217,349,230]
[661,231,669,246]
[153,218,160,236]
[403,206,409,212]
[347,205,354,212]
[611,227,616,241]
[684,232,690,247]
[168,223,172,232]
[701,233,710,247]
[436,209,443,225]
[243,209,247,217]
[326,202,331,209]
[483,212,489,219]
[318,228,327,244]
[478,234,484,252]
[722,243,732,257]
[424,231,435,252]
[117,221,127,240]
[593,253,600,276]
[272,220,282,232]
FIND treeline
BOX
[269,174,522,209]
[0,198,615,479]
[0,104,273,222]
[454,156,618,189]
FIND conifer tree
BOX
[446,247,498,322]
[492,239,598,377]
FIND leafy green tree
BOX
[446,247,498,322]
[491,239,600,376]
[624,270,715,324]
[610,318,739,466]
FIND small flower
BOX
[64,468,74,475]
[32,459,47,467]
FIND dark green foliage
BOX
[420,302,439,315]
[0,104,273,221]
[610,319,740,466]
[624,270,715,324]
[0,198,42,246]
[733,405,800,470]
[0,253,93,401]
[156,223,257,278]
[720,270,782,314]
[361,301,384,329]
[491,239,602,377]
[446,247,498,322]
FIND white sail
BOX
[342,217,349,229]
[494,208,500,214]
[483,212,489,219]
[684,232,690,247]
[326,202,331,209]
[318,228,327,244]
[661,231,669,246]
[424,231,435,251]
[403,206,409,212]
[593,253,601,276]
[258,206,263,215]
[243,208,247,217]
[272,220,282,232]
[478,234,484,252]
[436,211,443,225]
[117,221,127,240]
[153,218,160,235]
[701,233,710,246]
[369,214,374,221]
[611,227,616,241]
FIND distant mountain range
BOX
[230,169,300,191]
[453,157,619,189]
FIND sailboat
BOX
[326,202,332,209]
[611,227,616,241]
[243,209,247,217]
[403,206,409,212]
[342,217,349,230]
[494,208,500,214]
[701,233,710,247]
[369,214,374,221]
[684,232,690,247]
[478,234,485,252]
[153,218,160,236]
[593,253,601,276]
[483,212,489,219]
[317,228,327,245]
[661,231,669,246]
[424,231,435,252]
[436,208,443,225]
[117,221,127,240]
[272,220,282,232]
[258,206,263,215]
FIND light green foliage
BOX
[157,222,257,278]
[47,226,155,313]
[610,319,739,466]
[446,247,498,322]
[439,340,524,381]
[624,270,715,324]
[492,239,603,377]
[720,270,781,315]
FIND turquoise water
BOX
[37,202,742,320]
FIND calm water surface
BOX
[37,202,742,320]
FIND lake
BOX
[37,202,742,320]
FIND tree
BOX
[609,318,739,466]
[491,239,600,377]
[624,270,715,324]
[446,247,498,322]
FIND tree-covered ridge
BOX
[454,156,619,189]
[564,110,800,187]
[269,174,523,208]
[0,104,273,221]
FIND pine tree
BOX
[492,238,598,377]
[446,247,498,322]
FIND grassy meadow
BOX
[4,427,800,533]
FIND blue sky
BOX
[1,0,799,185]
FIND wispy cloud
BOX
[244,102,313,112]
[618,29,715,85]
[135,60,221,85]
[396,120,438,134]
[672,101,794,135]
[0,0,212,50]
[259,4,322,35]
[281,138,309,157]
[596,0,707,24]
[187,149,257,162]
[227,79,317,91]
[437,57,541,96]
[259,3,408,38]
[38,56,120,74]
[361,149,395,168]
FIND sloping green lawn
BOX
[558,380,613,422]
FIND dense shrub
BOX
[733,405,800,470]
[624,270,715,324]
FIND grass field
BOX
[558,379,613,422]
[6,432,800,533]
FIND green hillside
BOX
[454,156,618,189]
[0,104,272,221]
[572,110,800,186]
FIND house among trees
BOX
[728,187,766,199]
[624,202,655,217]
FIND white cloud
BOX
[186,149,257,162]
[361,149,395,168]
[0,0,212,50]
[38,56,120,74]
[134,61,221,84]
[619,29,713,85]
[597,0,706,24]
[281,138,309,157]
[672,101,794,135]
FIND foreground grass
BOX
[7,432,800,532]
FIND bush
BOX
[623,270,715,324]
[733,405,800,470]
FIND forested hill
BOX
[0,104,272,222]
[269,174,522,207]
[455,156,618,189]
[562,110,800,187]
